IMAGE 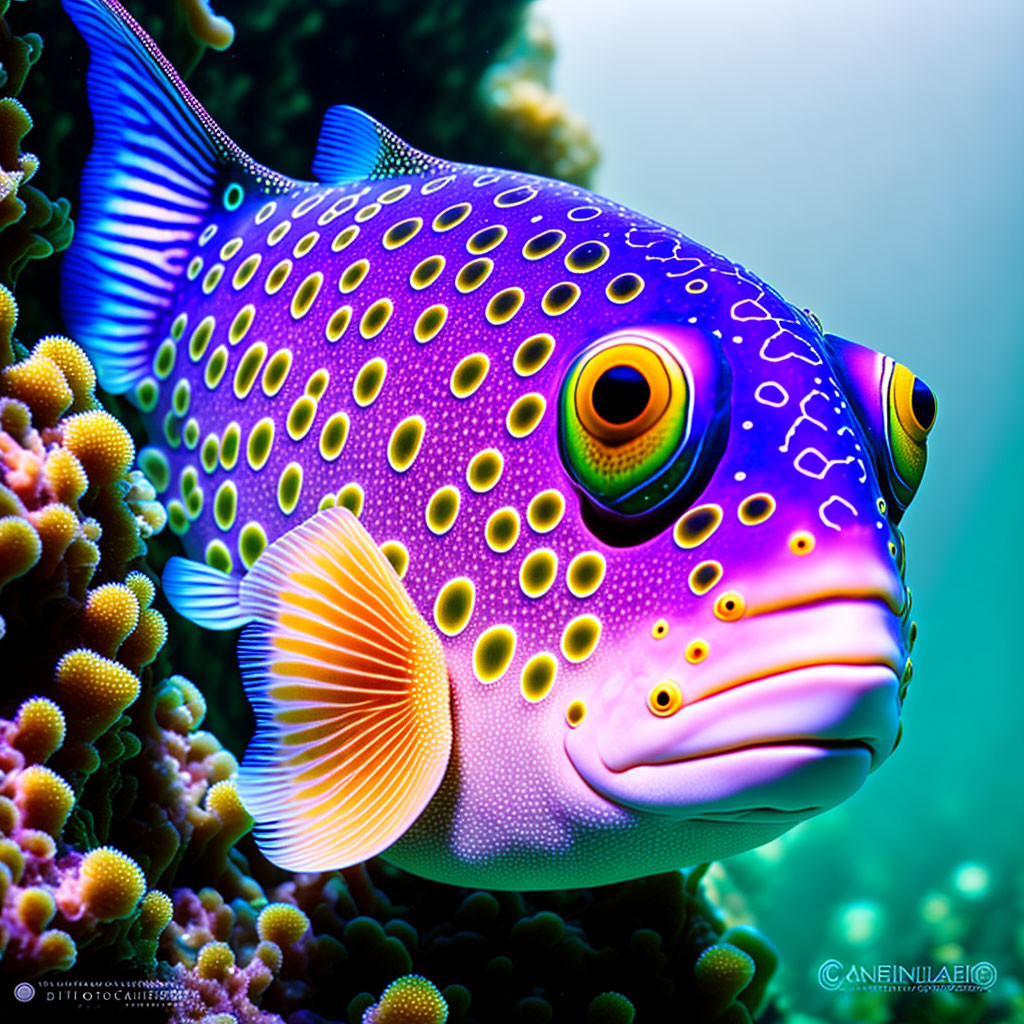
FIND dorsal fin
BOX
[61,0,295,393]
[312,105,451,183]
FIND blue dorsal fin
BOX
[312,105,451,183]
[162,556,249,630]
[61,0,294,393]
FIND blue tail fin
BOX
[61,0,293,393]
[163,555,249,630]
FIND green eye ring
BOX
[557,327,730,521]
[886,362,935,507]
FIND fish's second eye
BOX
[647,680,683,717]
[558,327,730,525]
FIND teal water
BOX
[540,0,1024,1017]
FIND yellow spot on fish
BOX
[286,396,317,441]
[200,433,220,473]
[433,577,476,636]
[172,378,191,416]
[154,339,175,380]
[738,493,776,525]
[414,305,448,343]
[353,357,387,406]
[255,201,276,224]
[467,225,507,255]
[265,259,292,295]
[519,549,557,598]
[789,530,815,555]
[522,229,565,261]
[513,334,555,377]
[450,353,490,398]
[648,680,683,717]
[688,560,723,596]
[565,241,609,274]
[411,255,445,290]
[292,232,319,258]
[229,304,255,344]
[318,412,349,462]
[473,625,517,683]
[304,370,329,401]
[561,614,601,663]
[495,185,537,208]
[379,184,412,204]
[685,639,709,664]
[685,279,707,294]
[220,237,243,260]
[506,393,546,438]
[214,480,237,531]
[673,504,723,549]
[205,539,232,573]
[388,416,426,472]
[433,202,471,232]
[326,305,353,343]
[520,653,557,703]
[290,272,324,319]
[423,174,455,195]
[262,349,292,397]
[606,273,645,304]
[246,417,275,471]
[566,552,605,598]
[187,256,202,280]
[485,507,520,553]
[277,462,303,515]
[331,224,359,252]
[383,217,423,249]
[542,282,581,316]
[170,313,188,340]
[267,221,291,246]
[566,699,586,727]
[321,195,359,226]
[360,298,393,339]
[337,482,364,516]
[204,345,229,390]
[713,591,746,621]
[380,540,409,578]
[467,449,503,492]
[426,485,460,535]
[455,258,493,293]
[355,202,381,222]
[652,619,669,639]
[188,316,215,361]
[339,259,370,294]
[293,192,326,217]
[232,253,261,289]
[238,521,268,568]
[486,287,525,325]
[233,342,267,399]
[527,489,565,533]
[220,422,240,470]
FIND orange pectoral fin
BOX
[235,507,451,871]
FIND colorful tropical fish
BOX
[62,0,936,889]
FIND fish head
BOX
[545,228,935,831]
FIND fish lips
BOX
[565,663,900,821]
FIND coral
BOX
[363,974,449,1024]
[257,902,311,947]
[59,845,147,921]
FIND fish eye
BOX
[558,328,730,528]
[647,679,683,717]
[885,364,935,504]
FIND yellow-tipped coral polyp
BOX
[257,902,311,947]
[15,764,75,836]
[17,887,57,932]
[81,583,140,657]
[35,929,77,972]
[11,696,66,763]
[41,447,88,507]
[0,514,41,587]
[137,889,173,940]
[196,940,236,980]
[33,336,97,413]
[61,409,134,486]
[53,648,140,742]
[75,846,146,921]
[363,974,449,1024]
[30,501,79,577]
[1,354,73,425]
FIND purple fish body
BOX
[62,0,935,888]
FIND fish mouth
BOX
[566,660,900,821]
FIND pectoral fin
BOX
[235,507,451,871]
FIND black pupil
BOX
[656,690,670,706]
[911,378,936,431]
[592,365,650,425]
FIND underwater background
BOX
[0,0,1020,1021]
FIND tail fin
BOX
[61,0,292,393]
